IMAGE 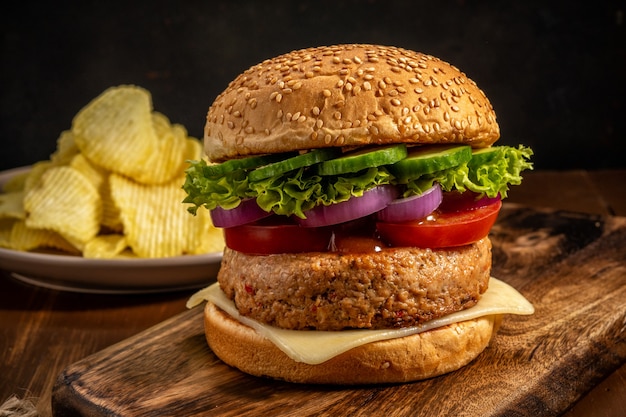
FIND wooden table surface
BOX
[1,169,625,417]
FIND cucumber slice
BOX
[468,147,501,167]
[316,144,408,176]
[203,152,296,177]
[248,148,341,181]
[389,145,472,181]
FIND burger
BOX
[184,44,534,384]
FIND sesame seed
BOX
[227,121,235,129]
[363,81,372,91]
[323,89,332,97]
[391,98,401,106]
[333,111,342,120]
[312,106,321,116]
[292,112,301,121]
[451,105,460,112]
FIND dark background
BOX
[1,0,625,172]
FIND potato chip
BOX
[145,112,190,184]
[83,234,128,259]
[99,174,123,232]
[0,218,15,247]
[24,166,102,250]
[50,130,79,166]
[69,153,105,189]
[0,191,25,220]
[8,220,79,253]
[110,172,220,258]
[66,154,123,232]
[184,207,225,254]
[23,161,53,194]
[72,85,160,183]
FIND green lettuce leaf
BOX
[183,145,533,217]
[404,145,533,198]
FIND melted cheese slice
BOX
[187,277,534,365]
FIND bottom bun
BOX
[204,301,502,385]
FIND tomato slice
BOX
[376,199,502,248]
[223,216,333,255]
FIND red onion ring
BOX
[296,185,399,227]
[210,198,271,228]
[376,183,443,223]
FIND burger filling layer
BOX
[187,277,534,365]
[217,237,492,331]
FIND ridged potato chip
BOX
[72,85,160,183]
[24,166,102,251]
[99,175,123,232]
[23,161,53,194]
[0,218,15,247]
[83,234,128,259]
[8,220,79,253]
[50,130,79,166]
[110,172,218,258]
[0,191,25,220]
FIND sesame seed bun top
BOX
[204,44,500,162]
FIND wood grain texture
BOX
[51,204,626,417]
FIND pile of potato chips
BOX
[0,85,224,258]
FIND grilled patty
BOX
[217,237,492,331]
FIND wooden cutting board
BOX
[51,204,626,417]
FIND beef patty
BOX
[217,237,492,331]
